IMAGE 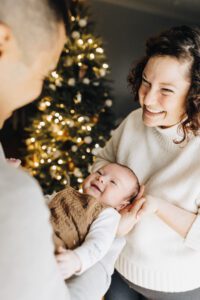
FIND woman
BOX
[92,25,200,299]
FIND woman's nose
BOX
[143,88,157,106]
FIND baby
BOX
[48,163,140,279]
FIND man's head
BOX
[82,163,140,211]
[0,0,70,128]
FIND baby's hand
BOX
[55,247,81,280]
[7,158,21,168]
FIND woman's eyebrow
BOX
[160,81,177,87]
[143,72,176,89]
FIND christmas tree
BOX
[23,0,115,194]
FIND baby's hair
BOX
[112,163,140,203]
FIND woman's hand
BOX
[55,247,81,280]
[137,194,160,218]
[117,185,145,237]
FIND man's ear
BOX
[0,23,11,57]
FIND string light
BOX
[77,39,84,46]
[51,71,59,79]
[46,115,52,121]
[89,53,95,60]
[87,126,92,131]
[78,116,84,122]
[96,47,104,53]
[102,63,109,69]
[88,38,93,44]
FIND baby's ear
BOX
[119,199,130,210]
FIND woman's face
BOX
[138,55,191,128]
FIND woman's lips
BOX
[144,106,165,117]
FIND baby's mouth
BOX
[91,183,102,192]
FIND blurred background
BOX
[1,0,200,193]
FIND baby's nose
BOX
[98,175,104,183]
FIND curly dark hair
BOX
[128,25,200,143]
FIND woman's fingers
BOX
[130,197,146,216]
[135,185,145,200]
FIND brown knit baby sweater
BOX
[48,185,105,251]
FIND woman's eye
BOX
[161,88,174,95]
[97,170,102,175]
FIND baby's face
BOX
[82,163,137,211]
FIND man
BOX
[0,1,124,299]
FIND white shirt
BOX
[74,207,120,274]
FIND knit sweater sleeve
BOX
[184,202,200,251]
[73,208,121,274]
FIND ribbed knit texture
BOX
[93,108,200,292]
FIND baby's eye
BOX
[110,180,117,185]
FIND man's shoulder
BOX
[0,159,44,208]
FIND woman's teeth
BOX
[146,107,164,114]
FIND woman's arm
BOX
[137,195,197,240]
[155,197,196,238]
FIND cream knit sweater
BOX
[93,108,200,292]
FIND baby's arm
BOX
[56,208,120,279]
